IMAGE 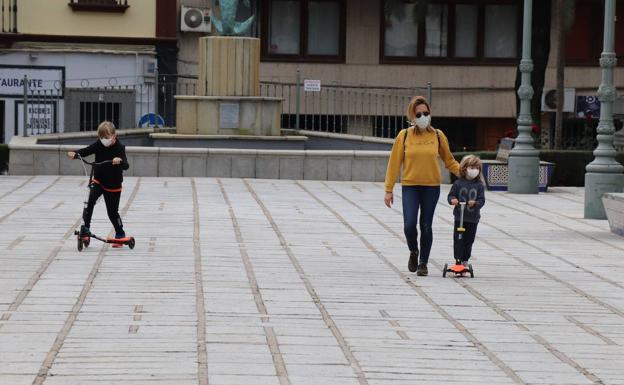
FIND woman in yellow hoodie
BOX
[384,96,460,276]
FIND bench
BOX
[481,138,555,192]
[603,193,624,237]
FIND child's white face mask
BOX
[100,137,114,147]
[466,168,480,179]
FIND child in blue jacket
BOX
[447,155,485,265]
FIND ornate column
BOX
[508,0,540,194]
[584,0,624,219]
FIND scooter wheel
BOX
[128,237,135,250]
[442,263,448,277]
[469,264,474,278]
[77,237,83,252]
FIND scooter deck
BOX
[448,264,469,273]
[105,236,133,243]
[442,262,474,278]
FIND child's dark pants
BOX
[453,221,478,262]
[82,183,124,235]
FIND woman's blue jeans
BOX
[401,185,440,265]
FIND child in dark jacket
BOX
[447,155,485,266]
[67,121,129,246]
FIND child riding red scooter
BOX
[67,121,135,251]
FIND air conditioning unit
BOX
[181,6,212,33]
[541,88,576,112]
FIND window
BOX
[68,0,129,13]
[564,0,604,64]
[563,0,624,65]
[262,0,345,62]
[381,0,520,63]
[384,3,419,57]
[484,5,518,58]
[454,5,478,57]
[564,0,624,65]
[80,102,121,131]
[424,4,448,57]
[308,1,341,55]
[268,1,301,55]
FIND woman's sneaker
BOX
[408,250,419,272]
[416,263,428,276]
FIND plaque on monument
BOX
[220,102,240,129]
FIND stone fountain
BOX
[175,0,282,136]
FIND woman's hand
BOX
[450,198,459,206]
[468,200,476,208]
[384,192,394,208]
[67,151,76,159]
[112,157,122,165]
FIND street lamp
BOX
[508,0,540,194]
[584,0,624,219]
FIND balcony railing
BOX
[68,0,129,13]
[1,0,17,33]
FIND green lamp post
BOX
[584,0,624,219]
[508,0,540,194]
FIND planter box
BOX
[482,160,555,192]
[603,193,624,237]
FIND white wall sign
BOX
[0,65,65,97]
[14,101,57,136]
[304,79,321,92]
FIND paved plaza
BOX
[0,175,623,385]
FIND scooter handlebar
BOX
[75,154,113,166]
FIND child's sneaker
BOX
[112,232,125,248]
[79,225,90,238]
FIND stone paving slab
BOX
[1,176,623,385]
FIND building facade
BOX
[0,0,176,143]
[3,0,623,151]
[175,0,624,151]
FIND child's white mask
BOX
[100,138,114,147]
[467,168,480,179]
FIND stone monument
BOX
[176,0,282,136]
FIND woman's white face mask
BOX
[466,168,480,180]
[413,111,431,130]
[100,137,114,147]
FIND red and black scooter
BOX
[73,154,135,252]
[443,202,474,278]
